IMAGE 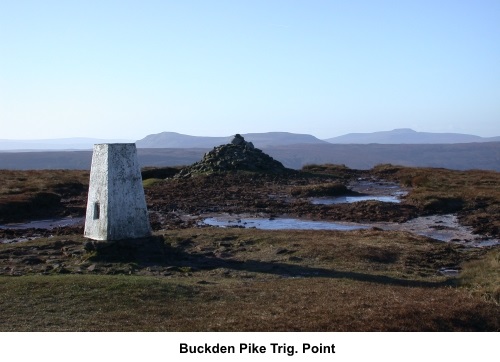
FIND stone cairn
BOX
[176,134,288,177]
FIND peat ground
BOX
[0,165,499,331]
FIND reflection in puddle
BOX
[0,217,84,230]
[311,195,401,205]
[203,217,370,231]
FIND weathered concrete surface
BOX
[84,144,151,240]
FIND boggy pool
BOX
[309,179,407,205]
[203,217,370,231]
[310,195,401,205]
[202,214,500,247]
[0,217,84,230]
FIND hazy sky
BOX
[1,0,499,140]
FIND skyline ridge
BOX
[1,128,500,151]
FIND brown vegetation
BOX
[0,170,89,223]
[1,164,499,331]
[460,249,500,305]
[0,229,498,331]
[371,164,500,236]
[290,182,354,197]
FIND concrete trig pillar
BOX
[84,143,151,240]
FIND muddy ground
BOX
[1,167,499,241]
[146,171,421,229]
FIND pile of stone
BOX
[176,134,288,177]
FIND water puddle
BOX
[310,179,407,205]
[349,179,407,195]
[203,216,369,231]
[0,217,84,230]
[438,268,460,277]
[311,195,401,205]
[379,214,500,247]
[202,214,500,247]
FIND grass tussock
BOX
[142,178,164,188]
[460,249,500,305]
[301,163,361,180]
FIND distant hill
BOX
[325,128,500,144]
[135,132,328,148]
[0,132,326,151]
[135,132,230,148]
[3,129,499,151]
[0,137,133,151]
[1,142,499,172]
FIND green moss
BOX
[142,178,163,188]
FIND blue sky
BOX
[1,0,499,139]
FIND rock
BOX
[22,256,44,265]
[84,241,95,251]
[176,134,289,177]
[231,134,245,145]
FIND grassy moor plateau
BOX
[0,139,499,331]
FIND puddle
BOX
[310,179,407,205]
[202,214,500,247]
[349,179,408,195]
[380,214,500,246]
[311,195,401,205]
[0,217,84,230]
[203,216,370,231]
[438,268,460,277]
[1,237,35,244]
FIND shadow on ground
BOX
[87,236,453,288]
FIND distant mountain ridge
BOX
[325,128,500,144]
[2,129,500,151]
[137,129,500,148]
[135,131,328,148]
[0,137,133,151]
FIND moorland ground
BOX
[0,164,499,331]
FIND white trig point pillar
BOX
[84,143,151,241]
